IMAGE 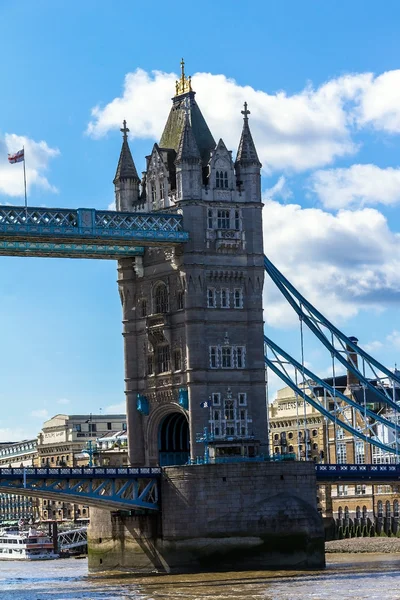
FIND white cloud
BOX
[86,68,371,173]
[309,164,400,209]
[0,428,34,442]
[263,199,400,328]
[56,398,70,405]
[105,402,125,414]
[264,176,293,202]
[30,409,49,419]
[387,330,400,349]
[357,69,400,133]
[0,133,59,198]
[363,340,384,353]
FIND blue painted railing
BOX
[316,463,400,481]
[0,206,189,258]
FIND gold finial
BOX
[175,58,193,96]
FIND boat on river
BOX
[0,526,59,560]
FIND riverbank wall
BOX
[87,462,325,573]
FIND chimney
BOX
[346,336,359,389]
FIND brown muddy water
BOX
[0,554,400,599]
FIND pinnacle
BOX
[113,134,140,184]
[235,106,261,167]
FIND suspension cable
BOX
[299,306,308,461]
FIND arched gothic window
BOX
[362,505,368,518]
[378,500,383,517]
[356,506,361,519]
[394,500,399,518]
[153,283,168,314]
[386,500,391,517]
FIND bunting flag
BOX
[8,149,24,164]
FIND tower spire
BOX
[113,120,140,183]
[113,120,140,211]
[235,102,261,167]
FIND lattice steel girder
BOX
[0,206,189,247]
[264,339,398,455]
[316,464,400,482]
[0,241,144,259]
[0,467,161,511]
[58,527,87,550]
[264,255,400,406]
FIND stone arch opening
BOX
[158,412,189,466]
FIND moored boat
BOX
[0,526,58,560]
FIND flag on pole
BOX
[8,149,24,164]
[200,400,211,408]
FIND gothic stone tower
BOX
[114,62,267,466]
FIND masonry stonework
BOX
[88,462,325,572]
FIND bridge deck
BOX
[0,206,189,259]
[0,467,161,511]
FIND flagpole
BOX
[23,146,27,215]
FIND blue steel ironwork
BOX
[0,241,144,259]
[264,335,397,433]
[316,463,400,482]
[264,337,398,455]
[264,254,400,409]
[0,205,189,258]
[196,427,214,464]
[0,467,161,511]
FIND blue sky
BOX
[0,0,400,439]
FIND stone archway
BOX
[158,412,189,466]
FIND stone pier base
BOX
[88,462,325,573]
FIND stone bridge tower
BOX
[114,61,267,466]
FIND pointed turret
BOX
[235,102,261,167]
[235,103,261,203]
[113,121,140,212]
[175,106,202,201]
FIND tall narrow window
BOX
[224,171,228,188]
[221,347,232,368]
[224,400,234,420]
[141,299,147,317]
[336,442,347,464]
[220,289,229,308]
[154,283,168,314]
[236,347,245,368]
[212,392,221,405]
[207,288,216,308]
[208,209,213,229]
[151,184,157,203]
[235,210,240,230]
[238,393,247,405]
[156,346,170,373]
[355,440,365,464]
[216,171,221,188]
[177,291,184,310]
[210,347,218,368]
[233,288,243,309]
[173,349,182,371]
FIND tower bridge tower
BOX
[114,61,268,466]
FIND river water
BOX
[0,554,400,600]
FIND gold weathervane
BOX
[175,58,192,96]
